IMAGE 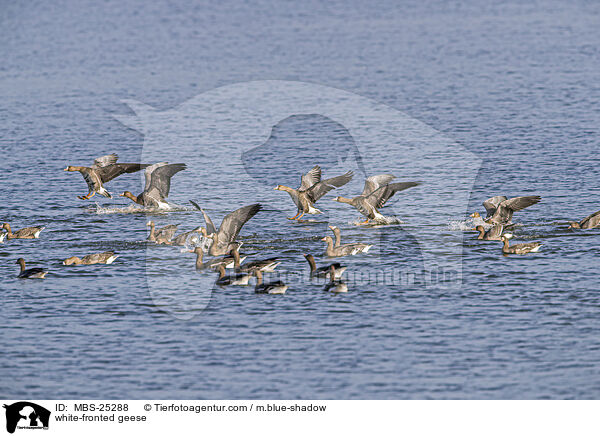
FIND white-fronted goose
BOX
[63,251,119,265]
[474,224,508,241]
[274,165,354,220]
[16,258,48,279]
[323,265,348,293]
[2,223,45,239]
[233,247,280,273]
[333,174,420,224]
[568,210,600,229]
[120,162,186,208]
[192,247,240,270]
[320,235,371,257]
[303,254,346,279]
[501,235,542,255]
[190,203,261,256]
[146,221,178,245]
[64,154,149,200]
[254,270,287,294]
[328,225,371,253]
[215,264,251,286]
[471,195,541,225]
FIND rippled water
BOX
[1,0,600,399]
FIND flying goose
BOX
[120,162,186,208]
[474,225,509,241]
[253,270,287,294]
[274,165,354,220]
[2,223,45,239]
[471,195,541,225]
[320,235,371,257]
[190,202,262,256]
[568,210,600,229]
[303,254,346,279]
[215,264,251,286]
[63,251,119,265]
[16,258,48,279]
[64,154,149,200]
[146,221,179,245]
[333,174,420,224]
[501,235,542,255]
[323,265,348,293]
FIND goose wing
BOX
[98,163,149,184]
[364,182,420,208]
[144,163,186,199]
[91,154,119,168]
[216,204,262,245]
[156,224,179,241]
[580,210,600,228]
[361,174,396,196]
[306,171,354,202]
[189,200,218,235]
[298,165,321,190]
[482,196,507,218]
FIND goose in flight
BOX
[274,165,354,220]
[63,251,119,265]
[333,174,420,224]
[253,270,287,294]
[567,210,600,229]
[16,258,48,279]
[501,235,542,255]
[190,202,262,256]
[64,153,148,200]
[2,223,45,239]
[471,195,541,225]
[120,162,186,208]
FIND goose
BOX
[501,235,542,255]
[232,247,280,273]
[568,210,600,229]
[253,270,287,294]
[321,235,371,257]
[471,195,541,225]
[192,246,240,270]
[333,174,420,224]
[327,225,370,253]
[146,221,178,244]
[323,265,348,293]
[64,153,148,200]
[63,251,119,265]
[189,201,217,237]
[2,223,45,239]
[215,264,251,286]
[303,254,346,279]
[171,227,203,246]
[274,165,354,220]
[190,202,262,256]
[474,225,510,241]
[120,162,186,208]
[15,258,48,279]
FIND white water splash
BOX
[349,215,404,226]
[447,216,491,231]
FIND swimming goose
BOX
[329,225,342,247]
[333,174,420,224]
[323,265,348,293]
[231,246,280,273]
[63,251,119,265]
[146,221,179,244]
[274,165,354,220]
[328,225,371,253]
[120,162,186,208]
[190,203,261,256]
[471,195,541,225]
[568,210,600,229]
[303,254,346,279]
[320,235,371,257]
[501,235,542,255]
[2,223,45,239]
[253,270,287,294]
[474,224,508,241]
[192,247,239,270]
[215,264,251,286]
[64,153,149,200]
[15,258,48,279]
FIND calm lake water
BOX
[1,0,599,399]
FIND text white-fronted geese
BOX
[120,162,186,208]
[64,153,148,200]
[333,174,420,224]
[274,165,354,220]
[16,258,48,279]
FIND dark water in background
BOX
[1,0,600,399]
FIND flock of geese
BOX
[5,153,600,292]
